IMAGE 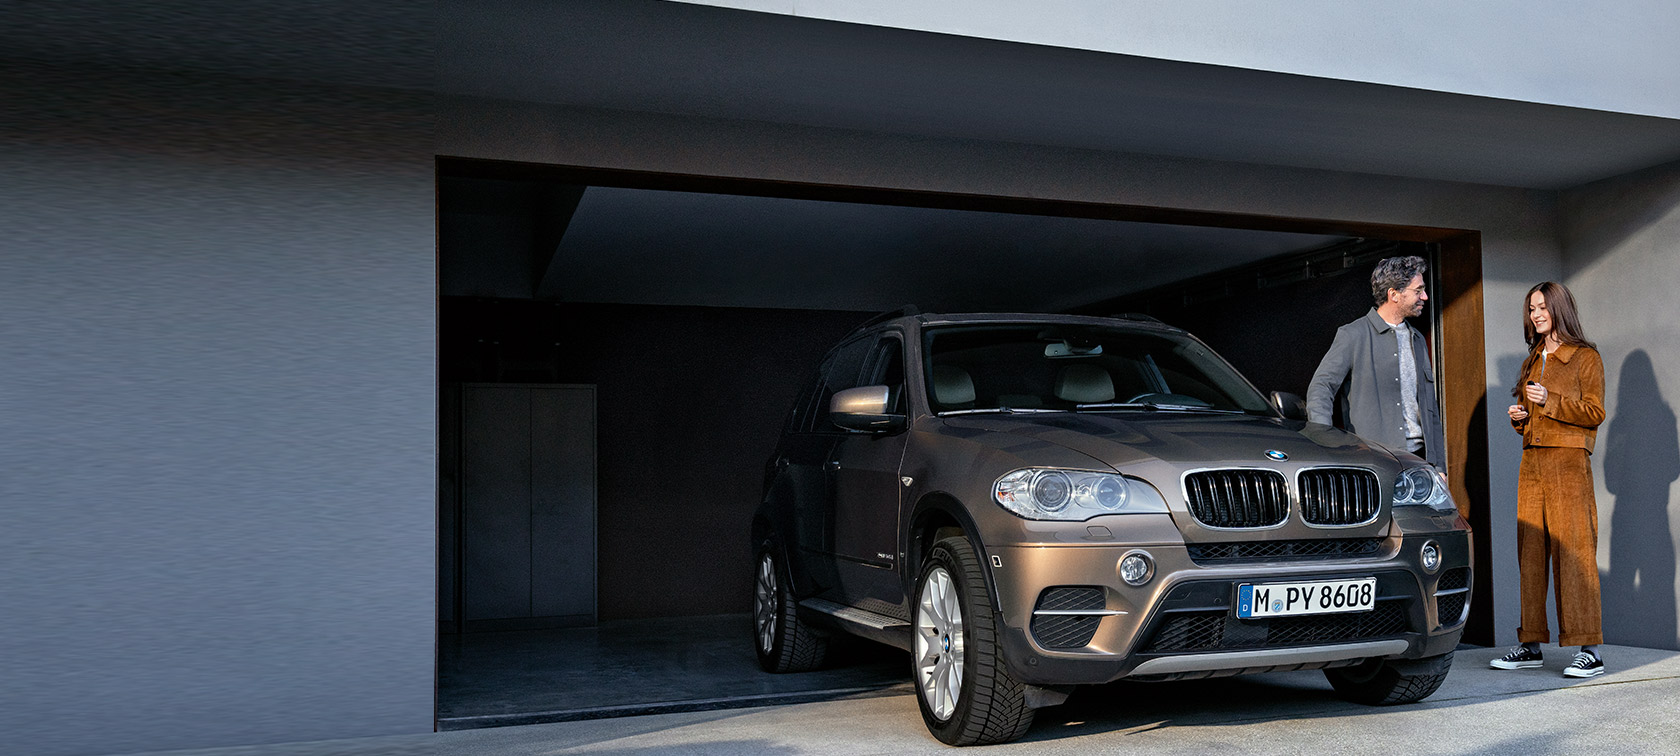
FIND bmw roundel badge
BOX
[1264,450,1289,461]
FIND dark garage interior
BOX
[433,160,1445,726]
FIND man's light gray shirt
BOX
[1393,320,1424,449]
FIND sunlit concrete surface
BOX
[124,643,1680,755]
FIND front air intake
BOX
[1183,469,1289,528]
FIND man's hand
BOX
[1523,382,1548,405]
[1508,404,1529,422]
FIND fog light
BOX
[1119,551,1154,586]
[1420,541,1441,573]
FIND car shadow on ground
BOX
[1031,671,1403,738]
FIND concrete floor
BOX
[129,642,1680,756]
[437,613,908,728]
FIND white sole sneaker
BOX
[1490,659,1543,670]
[1563,665,1605,678]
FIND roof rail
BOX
[1109,312,1162,323]
[847,305,920,334]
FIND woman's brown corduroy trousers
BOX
[1515,446,1603,646]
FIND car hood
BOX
[936,411,1396,474]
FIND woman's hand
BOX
[1523,382,1549,405]
[1508,404,1529,422]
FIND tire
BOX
[753,545,828,673]
[1325,651,1455,705]
[913,536,1035,746]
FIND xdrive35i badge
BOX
[1265,450,1289,461]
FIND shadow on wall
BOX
[1602,350,1680,651]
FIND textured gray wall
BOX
[440,96,1561,644]
[1561,159,1680,650]
[0,66,436,755]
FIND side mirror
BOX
[1270,390,1308,421]
[830,385,906,433]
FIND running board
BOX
[800,598,913,651]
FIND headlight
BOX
[1392,466,1455,511]
[994,468,1132,520]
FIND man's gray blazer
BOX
[1306,308,1445,467]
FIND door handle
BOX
[826,460,841,471]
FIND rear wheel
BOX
[753,546,828,673]
[1325,651,1454,705]
[914,536,1034,745]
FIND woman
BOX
[1491,282,1607,677]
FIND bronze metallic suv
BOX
[751,311,1471,745]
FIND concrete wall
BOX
[680,0,1680,121]
[441,96,1561,643]
[0,65,436,755]
[1561,159,1680,651]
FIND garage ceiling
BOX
[441,180,1350,312]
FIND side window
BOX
[786,371,824,434]
[864,336,906,414]
[809,336,873,432]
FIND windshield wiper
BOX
[1074,402,1245,414]
[939,407,1067,416]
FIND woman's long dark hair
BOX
[1512,281,1595,398]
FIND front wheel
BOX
[914,536,1034,746]
[1325,651,1454,705]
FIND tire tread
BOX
[1326,651,1453,705]
[919,536,1035,745]
[757,547,828,673]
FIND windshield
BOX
[924,324,1274,416]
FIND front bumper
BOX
[987,529,1471,686]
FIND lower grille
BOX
[1435,593,1467,628]
[1033,615,1102,649]
[1187,538,1385,565]
[1434,566,1471,628]
[1031,587,1105,649]
[1141,601,1409,654]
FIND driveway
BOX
[128,644,1680,756]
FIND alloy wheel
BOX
[915,565,965,720]
[754,553,778,654]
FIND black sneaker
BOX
[1490,645,1543,669]
[1563,651,1604,678]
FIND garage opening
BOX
[434,158,1490,728]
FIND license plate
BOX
[1236,578,1376,619]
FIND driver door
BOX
[830,334,910,607]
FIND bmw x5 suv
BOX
[752,311,1471,745]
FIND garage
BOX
[433,159,1490,726]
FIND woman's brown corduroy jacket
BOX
[1511,343,1606,450]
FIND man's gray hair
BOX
[1370,256,1428,306]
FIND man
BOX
[1307,256,1445,467]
